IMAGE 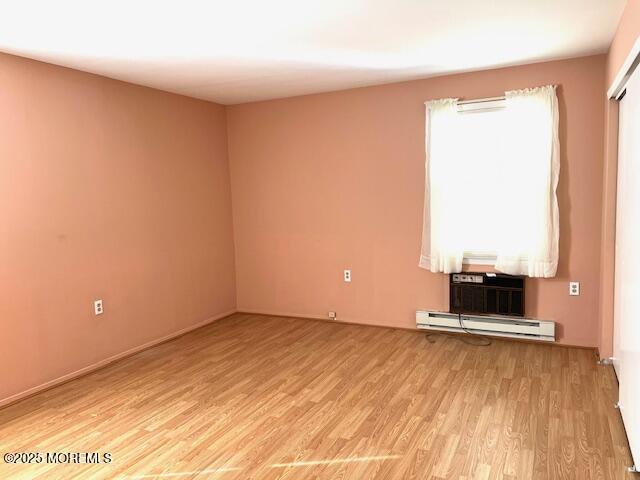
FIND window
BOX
[419,86,560,278]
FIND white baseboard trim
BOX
[0,309,237,409]
[237,309,598,350]
[238,309,327,321]
[236,309,415,331]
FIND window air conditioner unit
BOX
[450,272,525,317]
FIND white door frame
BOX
[610,36,640,473]
[608,36,640,100]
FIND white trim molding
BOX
[608,36,640,99]
[0,310,237,409]
[416,310,555,342]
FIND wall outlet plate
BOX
[94,299,104,315]
[328,311,337,320]
[569,282,580,296]
[344,269,351,282]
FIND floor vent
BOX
[416,311,555,342]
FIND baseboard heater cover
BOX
[416,311,555,342]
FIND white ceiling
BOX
[0,0,626,105]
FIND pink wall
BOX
[0,53,236,404]
[599,0,640,358]
[227,55,607,348]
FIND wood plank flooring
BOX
[0,313,635,479]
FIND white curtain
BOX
[419,98,464,273]
[419,85,560,278]
[494,86,560,277]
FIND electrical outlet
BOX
[328,311,337,320]
[94,299,104,315]
[344,269,352,283]
[569,282,580,296]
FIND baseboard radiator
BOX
[416,311,555,342]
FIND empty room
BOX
[1,1,640,479]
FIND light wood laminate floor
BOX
[0,313,635,479]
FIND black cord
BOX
[425,313,492,347]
